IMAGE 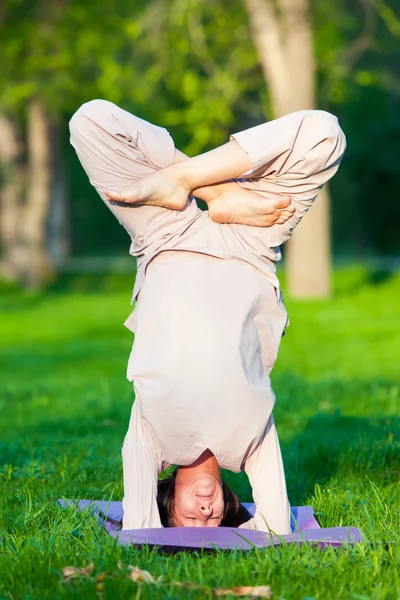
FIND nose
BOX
[199,503,212,516]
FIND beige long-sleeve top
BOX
[123,249,291,532]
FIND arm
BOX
[121,399,163,529]
[239,415,291,535]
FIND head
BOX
[157,468,252,528]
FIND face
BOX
[172,474,224,527]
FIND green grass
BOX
[0,266,399,599]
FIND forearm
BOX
[121,403,162,529]
[243,416,291,534]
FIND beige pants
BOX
[69,100,346,300]
[69,101,346,531]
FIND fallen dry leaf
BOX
[126,565,163,584]
[169,581,196,590]
[166,582,271,598]
[62,563,94,582]
[118,563,271,599]
[214,586,272,598]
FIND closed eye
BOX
[187,516,220,520]
[185,516,222,524]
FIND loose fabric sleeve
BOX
[121,398,163,529]
[239,416,291,535]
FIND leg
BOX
[105,110,345,236]
[105,138,296,228]
[173,149,295,227]
[230,110,346,248]
[69,99,201,257]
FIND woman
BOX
[69,100,346,534]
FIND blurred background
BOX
[0,6,399,581]
[0,0,399,297]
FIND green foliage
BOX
[313,0,400,255]
[129,0,264,154]
[0,267,399,598]
[1,0,400,255]
[0,0,261,146]
[0,0,144,116]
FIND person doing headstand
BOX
[69,100,346,534]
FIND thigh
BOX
[230,110,345,250]
[69,100,200,257]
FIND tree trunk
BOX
[245,0,331,298]
[48,124,70,269]
[20,98,54,287]
[285,186,330,296]
[0,114,24,281]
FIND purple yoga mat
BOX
[59,499,363,550]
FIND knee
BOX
[69,99,116,142]
[306,110,346,148]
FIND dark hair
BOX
[157,469,252,528]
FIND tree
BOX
[1,0,398,285]
[0,1,66,286]
[0,0,146,286]
[245,0,331,298]
[0,101,54,287]
[0,113,23,281]
[22,98,53,286]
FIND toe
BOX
[264,214,279,226]
[105,191,123,202]
[275,195,292,209]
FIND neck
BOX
[176,449,221,484]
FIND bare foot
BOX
[207,185,295,227]
[104,168,191,211]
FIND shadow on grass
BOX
[367,269,394,287]
[4,389,399,508]
[46,271,136,294]
[284,412,400,504]
[1,264,398,311]
[330,267,397,297]
[0,271,136,312]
